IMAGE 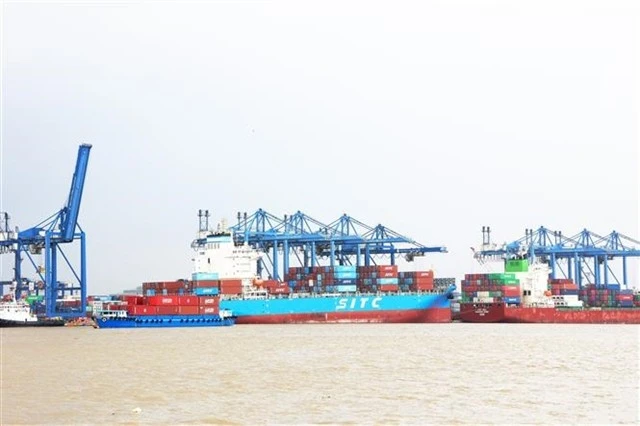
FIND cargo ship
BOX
[459,259,640,324]
[92,295,236,329]
[90,217,455,324]
[178,219,456,324]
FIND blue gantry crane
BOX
[473,226,640,288]
[0,144,92,318]
[223,209,446,281]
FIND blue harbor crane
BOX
[474,226,640,288]
[0,144,92,318]
[220,209,447,281]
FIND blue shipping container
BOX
[193,287,220,296]
[192,272,219,281]
[377,278,399,285]
[334,272,358,280]
[504,297,521,304]
[333,265,357,273]
[336,285,357,292]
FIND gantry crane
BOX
[198,208,447,281]
[0,144,92,317]
[473,225,640,288]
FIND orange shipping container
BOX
[156,305,179,315]
[177,306,199,315]
[412,277,434,286]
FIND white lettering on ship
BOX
[336,297,383,311]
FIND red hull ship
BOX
[459,257,640,324]
[459,302,640,324]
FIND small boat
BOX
[93,307,236,329]
[0,289,65,327]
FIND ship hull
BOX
[0,318,66,328]
[95,315,236,329]
[459,302,640,324]
[235,307,452,324]
[221,291,454,324]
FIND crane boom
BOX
[60,144,92,241]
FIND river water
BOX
[1,323,638,425]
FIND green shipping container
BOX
[505,259,529,273]
[26,295,44,304]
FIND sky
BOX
[0,0,638,294]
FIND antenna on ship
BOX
[482,226,491,246]
[198,209,211,233]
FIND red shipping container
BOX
[413,277,434,286]
[377,271,398,278]
[379,284,399,292]
[192,280,220,289]
[199,306,219,315]
[502,286,521,297]
[198,296,220,306]
[146,295,180,306]
[177,306,199,315]
[270,286,290,294]
[129,305,157,315]
[375,265,398,273]
[156,305,179,315]
[220,279,243,287]
[177,296,199,306]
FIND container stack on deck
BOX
[460,273,522,305]
[579,284,638,308]
[280,265,449,294]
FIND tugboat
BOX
[0,287,65,327]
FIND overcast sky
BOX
[1,0,638,294]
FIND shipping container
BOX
[177,296,199,306]
[192,280,220,289]
[198,296,220,306]
[177,306,199,315]
[129,305,157,315]
[199,306,219,315]
[156,305,179,315]
[192,272,219,281]
[146,295,180,306]
[193,287,220,296]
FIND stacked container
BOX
[460,273,522,305]
[397,270,433,291]
[358,265,399,292]
[579,284,636,308]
